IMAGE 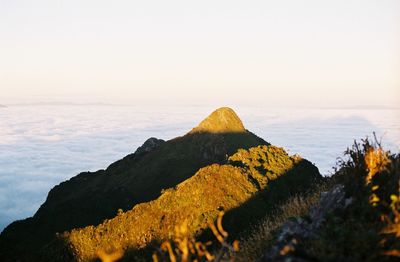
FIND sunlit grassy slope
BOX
[50,140,399,262]
[45,145,320,261]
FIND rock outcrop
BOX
[134,137,165,155]
[260,184,352,262]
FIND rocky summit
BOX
[189,107,246,134]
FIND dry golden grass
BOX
[233,184,327,262]
[365,147,390,185]
[153,211,239,262]
[59,145,309,261]
[96,212,240,262]
[62,164,259,261]
[365,147,391,207]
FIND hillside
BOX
[48,145,321,261]
[0,107,273,260]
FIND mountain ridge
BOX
[0,107,397,262]
[0,107,273,260]
[49,145,321,261]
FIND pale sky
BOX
[0,0,399,107]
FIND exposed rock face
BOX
[309,184,351,229]
[260,184,351,262]
[189,107,246,134]
[134,137,165,155]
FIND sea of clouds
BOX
[0,105,399,231]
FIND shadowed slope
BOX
[0,107,268,261]
[47,145,321,262]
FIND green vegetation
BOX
[228,145,300,187]
[153,211,240,262]
[48,145,320,261]
[231,137,399,262]
[300,138,400,261]
[234,183,329,262]
[88,138,399,262]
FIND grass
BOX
[57,164,259,261]
[86,138,400,262]
[231,136,400,262]
[152,211,239,262]
[46,145,320,261]
[234,183,329,262]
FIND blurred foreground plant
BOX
[380,183,400,257]
[97,249,123,262]
[153,211,239,262]
[360,136,400,257]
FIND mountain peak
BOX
[190,107,246,134]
